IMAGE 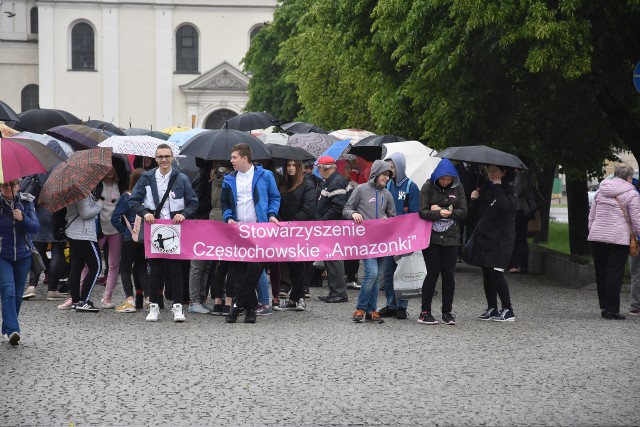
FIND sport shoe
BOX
[295,298,307,311]
[57,298,75,310]
[347,281,361,290]
[115,300,136,313]
[365,311,384,323]
[222,305,231,316]
[272,297,283,311]
[211,304,224,316]
[202,302,214,312]
[492,308,515,322]
[378,306,397,318]
[225,305,240,323]
[281,299,297,311]
[442,312,456,325]
[22,286,37,300]
[8,332,20,347]
[256,303,273,316]
[172,304,186,322]
[146,303,160,321]
[629,309,640,316]
[417,311,438,325]
[395,308,408,320]
[478,307,499,320]
[352,309,366,323]
[100,298,115,309]
[188,302,210,314]
[46,290,69,300]
[244,309,257,324]
[76,300,99,312]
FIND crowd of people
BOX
[3,141,637,347]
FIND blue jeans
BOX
[0,256,31,336]
[257,270,270,305]
[356,257,384,312]
[379,256,408,310]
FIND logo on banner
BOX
[150,224,181,254]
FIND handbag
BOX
[462,233,476,264]
[614,197,640,257]
[393,251,427,300]
[31,247,46,276]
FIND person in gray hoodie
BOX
[343,160,396,323]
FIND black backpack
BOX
[52,208,78,241]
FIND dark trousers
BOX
[287,261,307,301]
[481,267,512,311]
[421,244,458,313]
[30,241,67,291]
[212,260,234,299]
[67,238,101,303]
[344,259,360,282]
[120,240,148,298]
[229,261,264,310]
[148,258,183,305]
[592,241,628,313]
[510,210,530,271]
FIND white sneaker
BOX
[172,303,186,322]
[23,286,37,300]
[347,281,361,290]
[146,303,160,322]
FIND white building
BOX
[0,0,276,129]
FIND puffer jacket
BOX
[279,174,317,221]
[0,193,39,261]
[65,195,103,241]
[419,159,468,246]
[588,177,640,245]
[343,160,396,220]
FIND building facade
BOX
[0,0,276,129]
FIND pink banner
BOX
[144,213,432,262]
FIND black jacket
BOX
[279,175,317,221]
[316,171,348,221]
[468,182,516,269]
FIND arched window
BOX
[176,25,198,72]
[30,7,38,34]
[205,109,237,129]
[21,84,39,112]
[249,25,264,44]
[71,22,95,70]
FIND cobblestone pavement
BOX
[1,264,639,426]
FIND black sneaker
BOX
[395,308,408,320]
[8,332,20,347]
[478,307,499,320]
[492,308,515,322]
[76,300,99,312]
[603,312,626,320]
[417,311,438,325]
[378,306,397,318]
[244,309,257,324]
[442,312,456,325]
[225,305,240,323]
[211,304,224,316]
[222,305,231,316]
[282,299,297,311]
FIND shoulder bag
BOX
[614,197,640,257]
[132,173,179,244]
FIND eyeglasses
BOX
[0,181,19,188]
[156,155,172,160]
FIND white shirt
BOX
[236,166,258,223]
[155,168,173,219]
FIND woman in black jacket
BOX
[277,159,317,310]
[468,164,517,322]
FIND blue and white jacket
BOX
[220,165,280,223]
[129,168,198,220]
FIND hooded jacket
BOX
[419,159,467,246]
[343,160,396,220]
[588,177,640,245]
[384,152,420,215]
[0,192,39,261]
[220,164,280,223]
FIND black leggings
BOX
[421,244,458,314]
[482,267,512,311]
[67,238,101,303]
[212,260,235,299]
[120,240,148,298]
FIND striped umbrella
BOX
[46,124,109,151]
[0,137,63,183]
[39,147,113,212]
[328,129,375,145]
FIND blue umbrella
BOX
[168,128,208,146]
[313,138,351,179]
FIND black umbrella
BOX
[349,135,407,162]
[436,145,528,170]
[266,143,315,162]
[281,121,327,134]
[223,112,280,132]
[84,120,126,136]
[46,124,109,151]
[123,128,170,140]
[16,108,82,134]
[179,129,271,161]
[0,100,19,122]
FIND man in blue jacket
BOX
[129,144,198,323]
[221,143,280,324]
[378,152,420,319]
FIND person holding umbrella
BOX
[0,178,39,346]
[468,164,517,322]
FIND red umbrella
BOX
[39,147,113,212]
[0,137,63,183]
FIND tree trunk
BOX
[566,177,591,256]
[531,165,556,243]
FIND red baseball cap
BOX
[316,155,335,165]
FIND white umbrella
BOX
[257,133,289,145]
[329,129,375,145]
[383,140,440,188]
[98,135,181,158]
